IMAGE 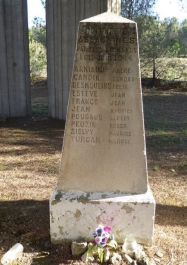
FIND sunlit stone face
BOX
[58,13,148,194]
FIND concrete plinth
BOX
[50,188,155,245]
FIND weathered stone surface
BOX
[50,188,155,245]
[155,250,163,258]
[1,243,24,265]
[58,12,148,194]
[71,241,87,256]
[122,237,143,257]
[123,253,133,264]
[110,252,122,265]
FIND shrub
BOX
[29,31,47,82]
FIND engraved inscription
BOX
[70,23,138,145]
[59,15,149,194]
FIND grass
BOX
[32,103,48,117]
[0,86,186,264]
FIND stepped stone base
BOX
[50,188,155,245]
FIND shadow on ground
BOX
[0,118,65,156]
[144,93,187,133]
[0,200,73,265]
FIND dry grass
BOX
[0,86,186,264]
[0,118,63,200]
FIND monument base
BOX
[50,188,155,245]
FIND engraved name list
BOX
[70,23,139,145]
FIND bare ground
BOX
[0,85,186,264]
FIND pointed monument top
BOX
[81,12,135,24]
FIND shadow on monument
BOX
[0,200,186,264]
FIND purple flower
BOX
[104,226,112,233]
[92,225,112,247]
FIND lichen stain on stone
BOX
[55,191,62,202]
[96,214,102,224]
[121,205,134,213]
[51,199,59,206]
[50,213,55,223]
[64,231,70,237]
[77,194,89,204]
[91,201,100,204]
[59,226,64,235]
[74,209,82,219]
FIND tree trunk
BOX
[152,57,156,87]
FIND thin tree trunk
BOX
[152,57,156,87]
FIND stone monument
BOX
[50,11,155,245]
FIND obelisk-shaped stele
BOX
[58,12,148,194]
[50,12,155,246]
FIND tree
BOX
[41,0,46,8]
[121,0,155,19]
[29,2,46,81]
[29,31,47,81]
[178,19,187,56]
[31,17,46,47]
[139,16,185,85]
